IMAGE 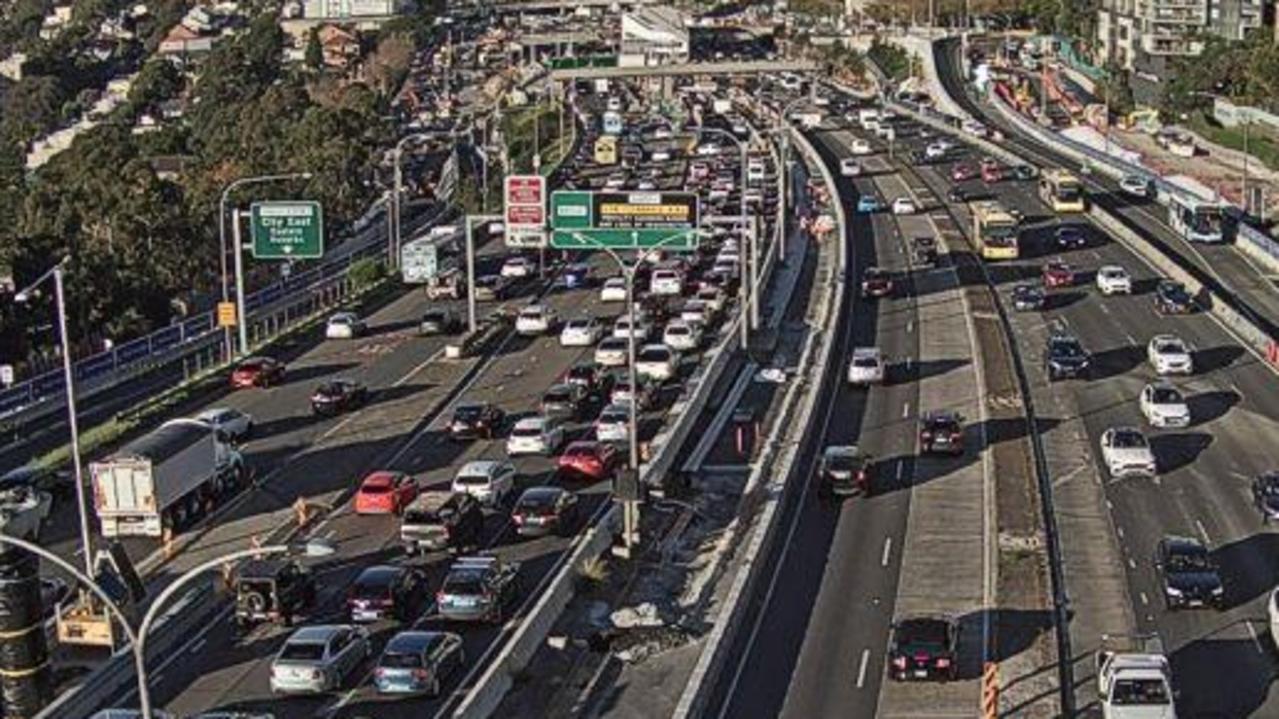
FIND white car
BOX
[1099,427,1157,478]
[696,287,727,313]
[506,416,564,456]
[1147,335,1193,375]
[635,344,678,382]
[637,179,657,191]
[962,120,989,138]
[594,337,629,367]
[1140,383,1191,428]
[600,277,628,302]
[652,128,672,140]
[594,403,632,443]
[604,173,627,189]
[696,143,721,156]
[194,407,254,441]
[451,460,516,506]
[875,124,895,141]
[679,299,713,326]
[850,138,873,156]
[1095,265,1132,295]
[891,197,918,215]
[650,149,671,162]
[560,317,603,347]
[613,316,651,342]
[500,256,535,278]
[325,312,365,339]
[515,305,556,336]
[712,259,740,279]
[840,158,862,177]
[663,320,702,351]
[650,269,684,296]
[1119,174,1152,197]
[847,347,885,385]
[925,142,950,159]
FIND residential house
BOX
[39,5,74,40]
[318,24,361,68]
[0,53,26,81]
[158,24,215,55]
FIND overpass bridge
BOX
[488,0,653,12]
[548,58,818,81]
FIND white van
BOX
[858,109,880,130]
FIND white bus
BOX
[1168,194,1225,243]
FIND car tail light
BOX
[413,669,432,681]
[921,431,932,439]
[935,657,951,669]
[436,590,446,604]
[513,514,525,525]
[892,656,908,669]
[375,668,387,679]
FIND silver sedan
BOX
[269,624,371,694]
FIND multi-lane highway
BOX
[908,78,1279,714]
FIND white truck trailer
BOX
[91,419,244,538]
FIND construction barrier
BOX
[982,661,999,719]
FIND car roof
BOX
[459,460,503,475]
[237,558,295,578]
[1161,535,1207,553]
[894,615,955,637]
[822,445,860,458]
[519,486,565,502]
[852,347,881,358]
[514,416,550,429]
[385,630,450,654]
[406,491,456,511]
[361,471,402,486]
[355,565,404,583]
[288,625,347,642]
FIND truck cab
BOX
[1095,634,1177,719]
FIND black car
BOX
[1155,536,1224,610]
[348,565,425,623]
[919,411,964,455]
[1010,165,1038,181]
[401,491,484,554]
[0,465,72,506]
[234,558,317,630]
[563,362,614,398]
[1154,280,1195,315]
[1054,225,1087,249]
[449,402,505,440]
[817,445,872,498]
[511,486,579,537]
[911,237,938,267]
[1043,333,1091,380]
[861,267,893,299]
[947,187,967,203]
[420,309,463,335]
[1011,283,1045,311]
[888,616,959,681]
[311,379,369,415]
[541,383,589,421]
[1252,472,1279,523]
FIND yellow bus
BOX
[594,135,617,165]
[971,201,1020,260]
[1038,168,1086,213]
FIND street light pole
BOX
[218,172,311,358]
[14,261,94,580]
[232,210,250,357]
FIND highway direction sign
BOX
[249,201,324,259]
[549,191,699,250]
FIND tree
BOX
[305,27,323,70]
[127,58,182,116]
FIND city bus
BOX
[594,135,618,165]
[1038,169,1087,213]
[971,201,1020,260]
[1168,194,1225,243]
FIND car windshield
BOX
[454,405,483,421]
[1111,678,1171,705]
[566,320,590,330]
[352,578,394,599]
[422,311,446,323]
[826,452,860,471]
[443,572,485,595]
[853,357,879,368]
[544,389,573,404]
[1052,340,1083,358]
[380,651,423,669]
[926,416,959,431]
[1150,387,1182,404]
[600,339,626,351]
[896,619,949,650]
[1168,547,1212,572]
[455,470,492,486]
[361,482,391,494]
[1161,283,1187,299]
[565,444,597,457]
[1113,431,1148,449]
[639,348,670,362]
[279,641,326,662]
[1156,340,1186,354]
[518,491,559,511]
[520,309,544,319]
[316,383,344,397]
[512,423,545,438]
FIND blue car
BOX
[856,196,881,213]
[374,631,465,696]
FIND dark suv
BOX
[919,411,964,455]
[234,559,317,630]
[888,616,959,681]
[1154,280,1195,315]
[400,491,484,554]
[348,565,425,623]
[1043,333,1091,381]
[450,402,505,440]
[817,445,872,498]
[1155,536,1224,610]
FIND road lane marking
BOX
[896,461,904,482]
[1115,525,1124,539]
[856,649,870,688]
[1247,620,1265,654]
[1127,558,1136,569]
[881,537,892,567]
[1195,519,1211,544]
[906,320,914,333]
[189,638,207,654]
[901,402,910,418]
[1139,592,1148,606]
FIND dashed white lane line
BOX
[1128,558,1137,569]
[881,537,893,567]
[906,320,914,333]
[1139,592,1149,606]
[189,638,207,655]
[1247,620,1266,654]
[856,648,871,688]
[902,401,910,418]
[1115,525,1125,539]
[1195,519,1211,545]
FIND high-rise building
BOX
[1096,0,1267,104]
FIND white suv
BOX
[1147,335,1193,375]
[506,416,564,456]
[847,347,885,385]
[515,305,556,336]
[451,461,516,506]
[560,318,602,347]
[1095,265,1132,295]
[650,269,684,296]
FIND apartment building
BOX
[1097,0,1267,104]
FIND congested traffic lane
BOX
[917,155,1279,717]
[41,234,509,578]
[707,130,919,719]
[146,244,713,718]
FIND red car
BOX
[230,357,285,389]
[950,164,976,182]
[1041,261,1074,289]
[861,267,894,299]
[557,441,620,481]
[354,471,418,514]
[980,158,1002,183]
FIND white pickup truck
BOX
[1096,634,1177,719]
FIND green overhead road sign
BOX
[549,191,699,251]
[250,201,324,259]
